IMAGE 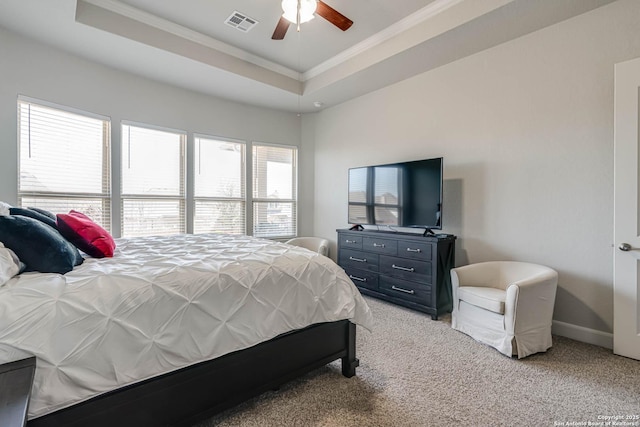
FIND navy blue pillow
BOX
[9,207,57,229]
[28,207,57,222]
[0,215,83,274]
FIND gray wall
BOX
[309,0,640,343]
[0,27,313,237]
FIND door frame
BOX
[613,56,640,360]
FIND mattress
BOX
[0,233,373,419]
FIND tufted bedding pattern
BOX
[0,233,373,419]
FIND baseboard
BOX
[552,320,613,349]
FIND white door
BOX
[614,57,640,360]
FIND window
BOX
[17,98,111,229]
[348,167,370,225]
[194,136,246,234]
[121,123,185,237]
[17,99,298,239]
[252,144,297,238]
[373,166,401,225]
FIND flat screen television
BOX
[348,157,443,233]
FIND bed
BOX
[0,233,373,427]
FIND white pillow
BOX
[0,242,22,286]
[0,201,11,216]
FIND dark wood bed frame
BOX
[27,320,358,427]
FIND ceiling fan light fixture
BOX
[282,0,317,25]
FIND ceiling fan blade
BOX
[316,0,353,31]
[272,16,290,40]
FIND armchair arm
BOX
[503,270,558,335]
[451,262,502,314]
[318,240,329,257]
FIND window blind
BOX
[17,99,111,230]
[252,144,297,238]
[121,123,185,237]
[194,137,246,234]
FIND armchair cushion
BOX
[457,286,506,314]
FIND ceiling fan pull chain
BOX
[297,0,301,32]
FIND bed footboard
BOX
[28,320,358,427]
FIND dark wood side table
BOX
[0,356,36,427]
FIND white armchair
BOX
[285,237,330,257]
[450,261,558,359]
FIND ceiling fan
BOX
[272,0,353,40]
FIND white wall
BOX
[309,0,640,341]
[0,27,313,237]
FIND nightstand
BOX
[0,355,36,427]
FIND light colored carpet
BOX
[195,297,640,426]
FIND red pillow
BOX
[56,210,116,258]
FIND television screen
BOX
[348,157,443,230]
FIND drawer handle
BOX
[406,247,422,253]
[345,239,357,244]
[392,264,415,272]
[391,285,415,295]
[349,256,367,263]
[349,275,367,282]
[373,243,385,248]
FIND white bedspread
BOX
[0,233,373,419]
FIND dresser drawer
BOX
[397,240,432,261]
[363,237,397,255]
[379,276,432,305]
[343,268,379,291]
[339,249,379,272]
[339,234,363,250]
[379,255,432,283]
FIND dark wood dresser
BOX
[337,229,456,320]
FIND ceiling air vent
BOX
[225,11,259,32]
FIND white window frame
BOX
[120,121,187,237]
[193,134,247,235]
[251,142,298,239]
